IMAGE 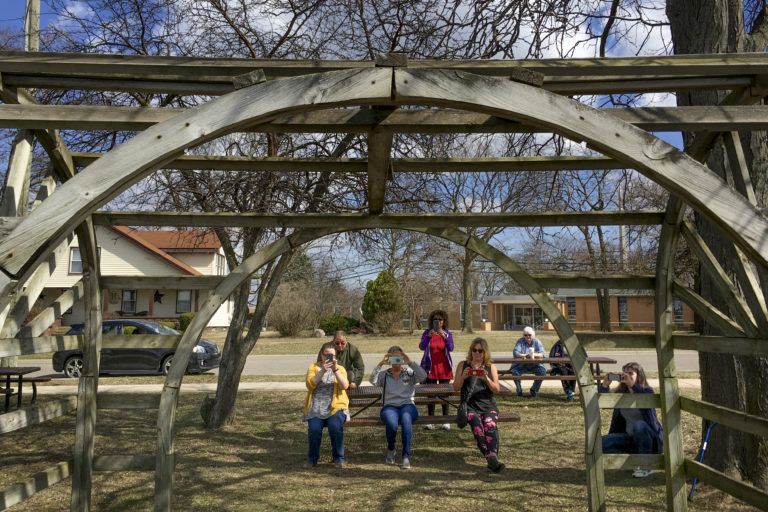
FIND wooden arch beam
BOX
[3,66,768,301]
[155,226,604,511]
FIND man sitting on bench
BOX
[509,326,547,397]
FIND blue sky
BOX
[0,1,56,34]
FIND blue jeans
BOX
[602,420,654,454]
[510,364,547,394]
[380,404,418,458]
[307,410,345,464]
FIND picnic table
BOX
[493,356,617,380]
[345,383,518,426]
[0,366,47,412]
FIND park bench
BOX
[345,383,517,426]
[345,412,520,427]
[495,356,617,384]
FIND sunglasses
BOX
[471,348,484,353]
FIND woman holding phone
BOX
[599,361,663,478]
[418,309,454,430]
[369,345,427,469]
[303,342,349,469]
[453,337,504,472]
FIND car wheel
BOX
[64,356,84,378]
[162,355,173,376]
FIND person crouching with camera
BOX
[599,361,663,478]
[369,346,427,469]
[303,342,349,469]
[453,337,504,472]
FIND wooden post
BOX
[70,219,101,512]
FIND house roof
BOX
[109,227,203,276]
[122,229,221,253]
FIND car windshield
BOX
[151,323,181,335]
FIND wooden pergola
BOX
[1,51,768,511]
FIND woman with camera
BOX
[302,341,349,469]
[599,361,663,478]
[453,337,504,472]
[369,345,427,469]
[418,309,454,430]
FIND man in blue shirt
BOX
[509,326,547,397]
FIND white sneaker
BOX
[441,423,450,430]
[401,457,411,469]
[385,450,396,464]
[632,467,653,478]
[423,424,435,430]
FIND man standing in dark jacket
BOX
[549,340,576,401]
[333,331,365,389]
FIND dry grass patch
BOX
[1,389,759,511]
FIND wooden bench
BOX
[24,377,51,405]
[345,412,520,427]
[349,397,461,408]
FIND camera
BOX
[467,368,484,377]
[325,353,334,363]
[388,356,404,365]
[608,373,621,382]
[432,319,440,332]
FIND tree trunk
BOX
[461,248,474,333]
[201,252,292,428]
[596,288,611,332]
[668,0,768,489]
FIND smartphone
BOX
[388,356,404,365]
[467,368,484,377]
[432,319,440,332]
[325,353,334,363]
[608,373,621,382]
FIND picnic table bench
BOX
[0,367,49,412]
[344,383,519,426]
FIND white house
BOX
[44,226,232,328]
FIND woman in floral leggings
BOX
[453,337,504,472]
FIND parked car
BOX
[53,319,221,378]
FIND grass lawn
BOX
[0,388,757,511]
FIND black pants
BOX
[424,378,450,416]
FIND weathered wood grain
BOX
[0,68,393,281]
[684,459,768,510]
[90,211,665,229]
[0,460,73,510]
[366,128,393,214]
[576,331,656,349]
[17,279,83,338]
[671,335,768,356]
[672,280,745,336]
[602,454,665,470]
[598,393,661,409]
[679,396,768,438]
[0,396,78,434]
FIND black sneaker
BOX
[487,455,504,472]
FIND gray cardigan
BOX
[369,362,427,407]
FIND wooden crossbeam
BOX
[680,220,760,336]
[0,459,74,510]
[70,153,625,172]
[602,454,665,470]
[680,396,768,438]
[684,459,768,510]
[672,335,768,356]
[366,128,393,214]
[531,274,654,289]
[100,275,223,290]
[598,393,661,408]
[4,105,768,133]
[576,331,655,349]
[671,281,745,336]
[90,211,664,229]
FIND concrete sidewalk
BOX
[34,378,700,395]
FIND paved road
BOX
[24,349,699,379]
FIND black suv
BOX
[53,319,221,377]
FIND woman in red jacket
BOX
[419,309,454,430]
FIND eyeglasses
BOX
[524,334,533,337]
[471,348,484,353]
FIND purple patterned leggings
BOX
[467,410,499,457]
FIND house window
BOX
[69,247,101,274]
[480,302,488,322]
[216,254,226,275]
[122,290,137,313]
[673,298,684,326]
[177,290,192,313]
[566,297,576,321]
[617,296,628,324]
[69,248,82,273]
